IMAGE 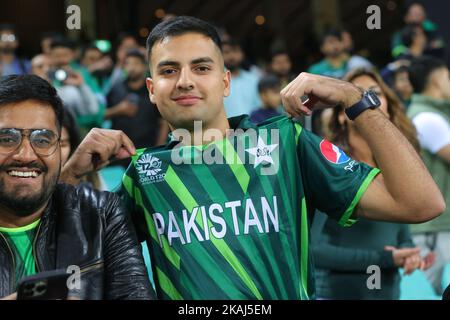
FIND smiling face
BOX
[147,32,230,132]
[0,100,61,217]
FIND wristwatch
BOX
[344,90,381,120]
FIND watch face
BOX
[367,90,381,107]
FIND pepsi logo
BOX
[319,140,351,164]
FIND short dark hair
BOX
[221,38,241,50]
[82,44,102,55]
[0,75,64,132]
[125,49,146,64]
[0,24,17,41]
[116,32,137,48]
[50,36,77,51]
[40,31,62,42]
[258,74,280,93]
[0,23,16,33]
[408,56,447,93]
[146,16,222,63]
[320,28,342,45]
[270,47,289,60]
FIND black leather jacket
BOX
[0,183,154,299]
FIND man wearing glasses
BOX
[0,75,153,300]
[0,24,30,76]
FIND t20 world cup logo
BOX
[136,154,162,177]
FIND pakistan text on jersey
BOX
[152,196,280,247]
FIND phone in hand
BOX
[17,269,70,300]
[47,69,69,83]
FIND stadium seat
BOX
[99,165,125,191]
[141,241,155,290]
[441,262,450,293]
[399,269,440,300]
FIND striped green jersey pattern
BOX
[122,115,379,300]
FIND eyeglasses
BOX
[0,34,16,42]
[0,128,59,156]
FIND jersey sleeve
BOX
[294,123,380,226]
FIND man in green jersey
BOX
[61,16,445,299]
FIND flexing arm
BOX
[281,72,445,223]
[353,109,444,222]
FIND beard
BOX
[126,72,143,82]
[0,161,60,218]
[0,47,15,55]
[327,50,344,58]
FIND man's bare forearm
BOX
[354,108,445,218]
[60,164,82,186]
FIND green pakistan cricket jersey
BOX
[122,115,380,300]
[0,219,39,288]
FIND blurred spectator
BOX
[60,109,104,189]
[40,31,62,57]
[50,37,105,100]
[0,24,30,76]
[269,48,295,88]
[381,59,414,107]
[312,68,429,300]
[407,56,450,295]
[49,37,103,134]
[106,50,168,167]
[108,32,139,93]
[391,2,445,59]
[341,30,373,71]
[80,43,114,92]
[222,38,261,117]
[250,74,283,124]
[30,54,50,82]
[61,109,81,165]
[397,25,427,60]
[81,45,103,69]
[308,29,349,135]
[308,28,348,79]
